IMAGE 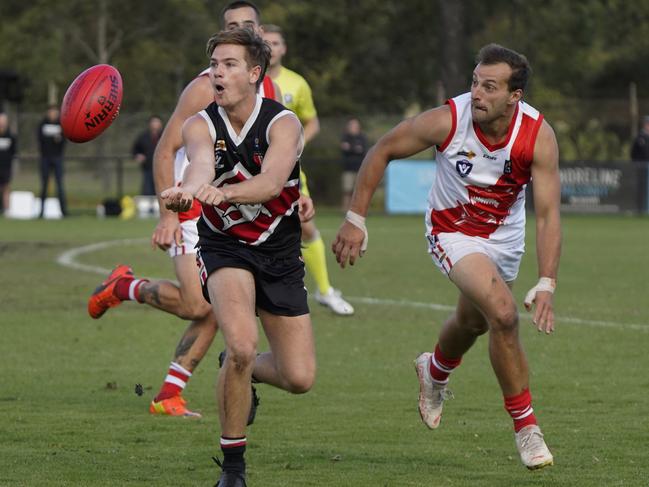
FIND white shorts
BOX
[167,219,200,258]
[427,232,524,282]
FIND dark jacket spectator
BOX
[340,117,369,208]
[341,118,368,172]
[132,115,163,196]
[37,105,67,217]
[0,112,17,214]
[631,116,649,162]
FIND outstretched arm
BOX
[160,115,218,211]
[151,75,214,248]
[332,104,453,268]
[220,114,303,204]
[525,120,561,333]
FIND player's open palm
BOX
[525,291,555,334]
[332,221,365,268]
[161,187,194,213]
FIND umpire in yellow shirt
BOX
[263,24,354,316]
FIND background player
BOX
[87,0,300,420]
[263,24,354,316]
[161,28,316,487]
[333,43,561,470]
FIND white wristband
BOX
[345,210,368,253]
[524,277,556,307]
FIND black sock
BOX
[220,436,246,474]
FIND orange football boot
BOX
[87,265,133,319]
[149,396,202,418]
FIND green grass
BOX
[0,212,647,486]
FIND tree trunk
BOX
[438,0,466,98]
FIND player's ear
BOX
[509,89,523,105]
[250,65,262,85]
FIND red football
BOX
[60,64,123,143]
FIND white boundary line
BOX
[57,238,649,333]
[351,297,649,332]
[57,238,150,275]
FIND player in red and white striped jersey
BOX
[333,44,561,471]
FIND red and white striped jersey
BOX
[174,69,278,222]
[426,92,544,243]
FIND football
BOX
[60,64,123,143]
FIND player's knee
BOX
[490,307,519,334]
[283,368,315,394]
[226,342,258,373]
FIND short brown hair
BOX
[206,28,270,89]
[476,43,532,92]
[262,24,284,36]
[220,1,261,27]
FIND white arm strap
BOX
[345,210,368,253]
[524,277,556,307]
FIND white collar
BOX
[218,94,263,146]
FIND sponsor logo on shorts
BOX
[456,159,473,178]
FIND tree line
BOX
[2,0,649,160]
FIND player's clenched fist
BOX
[195,184,225,206]
[160,187,194,212]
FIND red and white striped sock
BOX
[154,362,192,402]
[114,277,148,303]
[504,388,538,432]
[429,343,462,384]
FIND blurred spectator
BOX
[38,105,67,217]
[631,116,649,162]
[340,117,368,208]
[132,115,163,196]
[0,112,17,215]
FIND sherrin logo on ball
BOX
[60,64,123,143]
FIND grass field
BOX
[1,211,647,486]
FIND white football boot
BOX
[314,288,354,315]
[515,424,554,470]
[414,352,453,429]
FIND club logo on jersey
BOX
[216,140,227,151]
[214,202,272,232]
[214,154,224,170]
[503,159,512,174]
[456,159,473,178]
[457,150,476,159]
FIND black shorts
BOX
[197,239,309,317]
